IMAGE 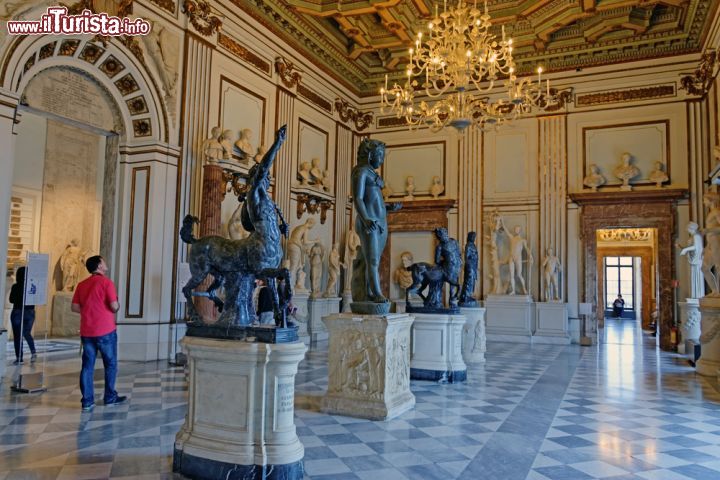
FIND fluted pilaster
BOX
[275,88,296,222]
[335,123,354,243]
[687,99,711,227]
[539,115,567,300]
[458,128,483,298]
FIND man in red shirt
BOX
[72,255,126,412]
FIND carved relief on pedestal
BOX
[328,329,386,400]
[388,332,410,396]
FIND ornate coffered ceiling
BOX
[233,0,718,95]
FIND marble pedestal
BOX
[534,302,570,344]
[321,313,415,421]
[308,297,340,345]
[696,296,720,377]
[485,295,534,343]
[292,293,310,345]
[410,313,467,382]
[678,299,701,357]
[173,337,307,480]
[341,292,352,313]
[460,307,486,363]
[51,292,80,337]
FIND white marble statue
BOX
[542,247,562,302]
[678,221,705,299]
[310,158,324,185]
[703,193,720,296]
[648,161,669,188]
[430,176,444,199]
[393,251,414,291]
[613,152,640,191]
[310,242,324,298]
[382,182,393,200]
[227,203,248,240]
[320,170,332,192]
[325,243,342,297]
[287,218,318,292]
[234,128,255,162]
[220,129,234,160]
[485,211,504,295]
[254,145,266,164]
[142,22,179,113]
[343,228,361,294]
[583,163,606,191]
[60,239,86,293]
[500,219,533,296]
[298,161,312,186]
[404,176,415,201]
[203,126,223,165]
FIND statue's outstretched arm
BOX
[258,125,287,175]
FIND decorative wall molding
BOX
[680,50,719,97]
[297,84,332,113]
[182,0,222,37]
[296,192,333,224]
[377,116,409,129]
[150,0,176,14]
[222,170,250,200]
[218,33,271,75]
[274,57,302,89]
[334,98,373,131]
[597,228,653,243]
[577,85,676,107]
[542,87,574,112]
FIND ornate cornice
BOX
[274,56,302,89]
[577,85,675,107]
[680,50,719,97]
[218,33,271,75]
[334,98,373,131]
[182,0,222,37]
[149,0,176,14]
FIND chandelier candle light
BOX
[380,0,558,132]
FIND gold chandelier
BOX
[380,0,559,132]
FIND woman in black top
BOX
[9,267,37,364]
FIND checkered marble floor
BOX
[1,319,719,479]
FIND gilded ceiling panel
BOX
[234,0,717,95]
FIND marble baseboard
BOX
[410,368,467,383]
[532,335,571,345]
[486,333,533,344]
[173,450,304,480]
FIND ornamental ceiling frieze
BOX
[232,0,717,96]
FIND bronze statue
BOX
[350,139,401,314]
[180,125,289,325]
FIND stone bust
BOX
[234,128,255,161]
[648,161,669,188]
[583,163,606,191]
[613,152,640,191]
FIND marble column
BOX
[539,115,567,300]
[458,128,483,296]
[0,89,20,301]
[334,124,353,247]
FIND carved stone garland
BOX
[182,0,223,37]
[296,193,332,224]
[275,57,302,89]
[680,50,719,97]
[334,98,373,131]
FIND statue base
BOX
[350,301,390,315]
[410,313,467,382]
[186,322,299,344]
[321,313,415,421]
[460,307,486,364]
[534,302,570,344]
[308,297,340,346]
[485,294,534,342]
[173,337,307,480]
[292,293,310,346]
[697,296,720,376]
[51,292,81,337]
[678,299,701,352]
[341,292,353,312]
[459,299,479,308]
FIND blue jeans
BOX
[10,309,36,361]
[80,330,119,407]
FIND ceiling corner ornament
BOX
[379,0,566,132]
[274,57,302,89]
[680,50,719,97]
[334,98,373,131]
[182,0,222,37]
[296,193,333,224]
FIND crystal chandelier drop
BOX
[380,0,558,132]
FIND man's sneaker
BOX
[81,403,95,412]
[104,395,127,406]
[12,359,22,365]
[30,354,37,363]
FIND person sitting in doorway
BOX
[613,294,625,318]
[255,278,274,325]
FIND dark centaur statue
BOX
[180,125,289,326]
[405,262,460,311]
